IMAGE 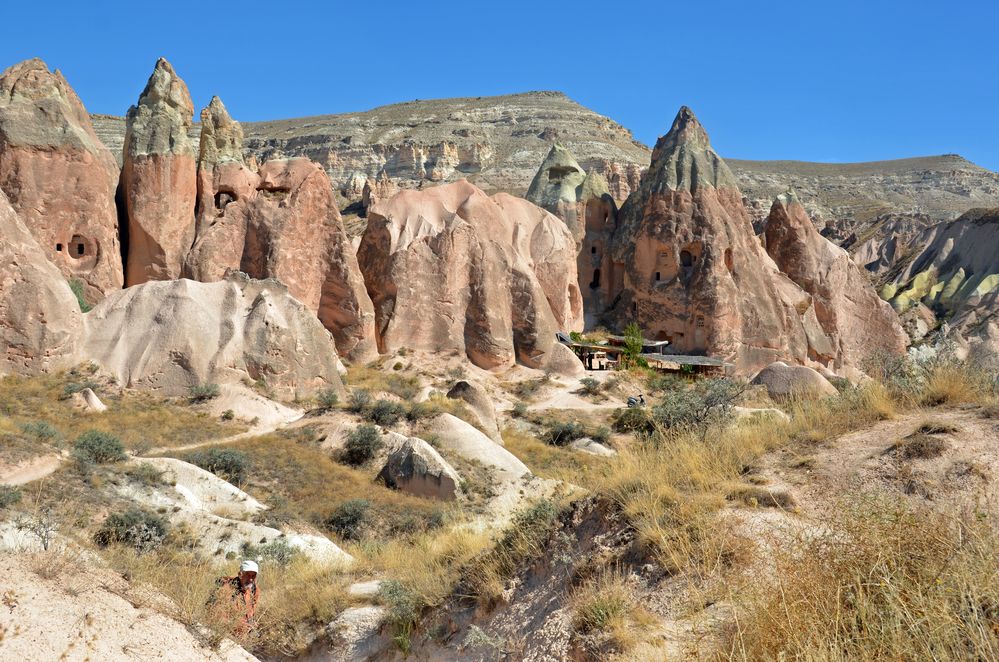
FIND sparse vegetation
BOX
[188,383,221,403]
[541,420,587,446]
[124,462,166,487]
[187,447,251,484]
[313,387,340,412]
[341,424,383,466]
[324,499,371,541]
[892,433,948,460]
[72,430,127,464]
[0,485,22,509]
[347,388,372,413]
[68,278,91,312]
[368,399,406,426]
[651,377,745,432]
[94,508,168,553]
[571,569,653,654]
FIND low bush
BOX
[542,420,587,447]
[379,579,421,653]
[188,383,221,402]
[369,399,406,426]
[348,389,372,413]
[73,430,127,464]
[68,278,92,313]
[220,409,235,421]
[241,538,300,567]
[341,424,383,466]
[512,401,529,418]
[324,499,371,540]
[578,377,602,396]
[314,387,339,412]
[187,448,250,484]
[611,406,652,434]
[94,508,168,553]
[652,378,744,431]
[19,420,60,442]
[893,433,948,460]
[62,379,98,400]
[0,485,22,509]
[570,569,653,654]
[125,462,166,487]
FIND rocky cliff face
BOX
[184,99,376,362]
[881,208,999,354]
[0,188,82,374]
[122,58,197,285]
[358,180,583,371]
[0,58,123,301]
[608,107,820,373]
[764,192,908,367]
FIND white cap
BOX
[240,560,259,574]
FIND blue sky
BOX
[3,0,997,170]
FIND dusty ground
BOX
[0,552,256,661]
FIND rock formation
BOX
[882,207,999,353]
[81,272,344,399]
[0,189,82,374]
[184,99,377,362]
[122,58,197,285]
[527,144,619,327]
[751,362,838,400]
[0,58,122,302]
[764,191,908,367]
[377,437,462,500]
[607,107,816,373]
[446,380,500,442]
[358,179,583,370]
[361,172,397,215]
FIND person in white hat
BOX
[214,559,260,635]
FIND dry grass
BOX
[718,496,999,661]
[570,568,656,654]
[101,545,350,656]
[726,486,797,510]
[0,371,243,453]
[182,428,445,540]
[892,433,949,460]
[501,427,602,486]
[919,363,988,406]
[343,363,422,400]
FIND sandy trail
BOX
[0,453,64,485]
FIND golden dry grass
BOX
[0,370,243,453]
[570,568,657,654]
[501,427,603,486]
[718,496,999,661]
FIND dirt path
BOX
[0,453,64,485]
[143,415,305,456]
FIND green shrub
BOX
[369,399,406,426]
[314,387,340,412]
[188,383,221,402]
[19,420,60,442]
[379,579,421,653]
[221,409,235,421]
[187,448,250,484]
[652,378,745,430]
[542,421,587,447]
[125,462,166,486]
[69,278,92,312]
[579,377,602,396]
[348,389,372,413]
[611,407,652,434]
[62,380,98,400]
[0,485,22,509]
[341,424,383,466]
[73,430,127,464]
[94,508,168,552]
[512,401,529,418]
[241,538,300,567]
[324,499,371,540]
[591,426,611,445]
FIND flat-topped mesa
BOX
[358,179,584,373]
[122,57,197,285]
[607,106,842,374]
[185,114,377,363]
[764,191,908,366]
[0,58,123,301]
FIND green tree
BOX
[623,322,644,367]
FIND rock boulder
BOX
[751,362,838,401]
[81,272,344,399]
[377,437,462,500]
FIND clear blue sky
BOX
[3,0,997,170]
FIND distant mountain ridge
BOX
[89,91,999,227]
